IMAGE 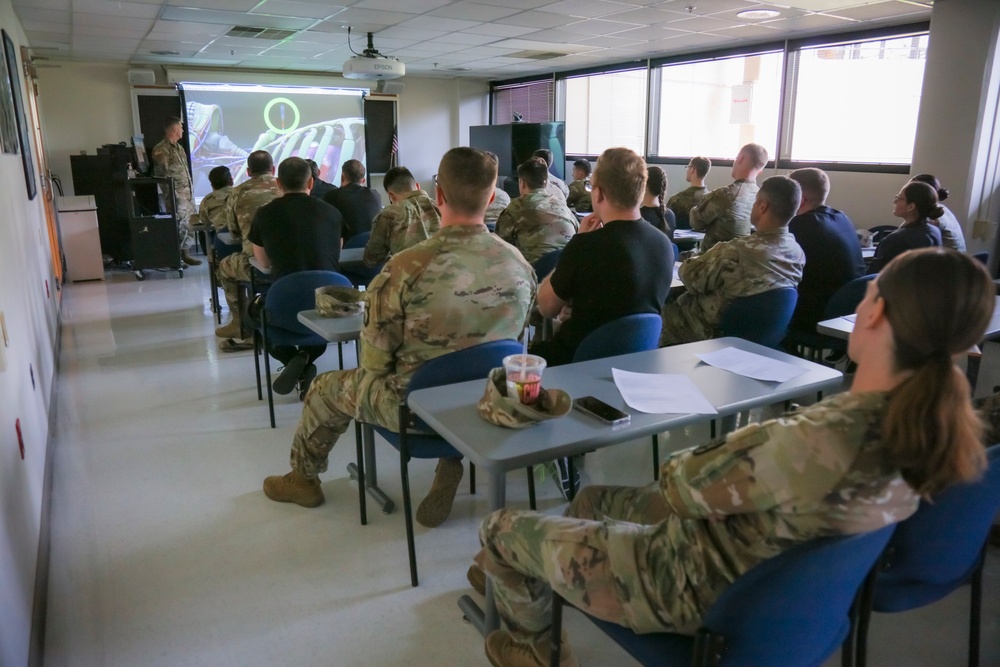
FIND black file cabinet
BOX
[126,177,182,279]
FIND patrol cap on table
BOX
[477,367,571,429]
[315,285,364,318]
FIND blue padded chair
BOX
[363,339,523,587]
[855,444,1000,667]
[719,286,798,350]
[551,525,896,667]
[787,274,878,362]
[973,251,988,266]
[341,231,383,288]
[253,270,353,428]
[532,249,563,282]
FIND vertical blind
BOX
[492,79,554,125]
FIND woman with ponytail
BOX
[910,173,967,252]
[640,165,676,239]
[475,247,993,667]
[868,181,943,272]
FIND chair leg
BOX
[969,549,985,667]
[354,420,367,526]
[262,310,275,429]
[338,341,344,370]
[651,434,660,481]
[567,457,577,502]
[550,593,564,667]
[854,563,878,667]
[527,467,536,510]
[253,330,263,401]
[470,461,476,495]
[399,403,419,587]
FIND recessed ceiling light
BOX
[736,9,781,19]
[151,50,181,56]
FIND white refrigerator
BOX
[57,195,105,282]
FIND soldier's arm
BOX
[494,208,516,244]
[224,192,240,237]
[359,266,404,375]
[363,210,393,267]
[975,391,1000,444]
[688,190,722,232]
[677,243,734,295]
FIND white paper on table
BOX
[695,347,807,383]
[612,368,717,415]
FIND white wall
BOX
[0,1,61,665]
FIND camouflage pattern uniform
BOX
[547,174,570,200]
[363,189,440,267]
[476,391,919,641]
[566,179,592,213]
[289,224,536,477]
[151,137,195,251]
[495,189,579,264]
[216,174,280,328]
[660,228,804,346]
[485,187,512,229]
[198,185,233,232]
[689,180,758,252]
[666,185,708,230]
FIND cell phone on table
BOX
[574,396,631,426]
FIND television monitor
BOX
[132,135,149,176]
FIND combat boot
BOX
[215,318,242,339]
[263,470,324,507]
[467,563,486,596]
[181,249,202,266]
[415,458,464,527]
[485,629,578,667]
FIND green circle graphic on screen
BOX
[263,97,301,134]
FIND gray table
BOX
[297,309,395,514]
[248,256,271,275]
[406,336,843,634]
[339,247,365,271]
[216,231,240,246]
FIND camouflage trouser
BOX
[476,484,700,642]
[171,186,196,251]
[290,368,401,478]
[216,253,251,327]
[660,299,712,347]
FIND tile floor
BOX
[42,262,999,666]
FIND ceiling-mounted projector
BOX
[343,31,405,80]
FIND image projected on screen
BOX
[179,82,367,201]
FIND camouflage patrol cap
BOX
[477,367,571,429]
[315,285,364,317]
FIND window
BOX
[492,79,553,125]
[562,69,647,155]
[784,34,928,164]
[653,51,783,161]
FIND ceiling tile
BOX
[13,0,70,9]
[675,0,760,14]
[75,25,151,39]
[376,25,452,40]
[12,7,70,23]
[601,6,688,25]
[489,37,603,52]
[22,20,71,33]
[761,13,855,31]
[536,0,638,19]
[74,13,155,30]
[493,10,568,28]
[150,20,229,36]
[519,28,599,43]
[450,44,521,57]
[576,33,647,48]
[656,31,734,49]
[475,0,560,9]
[394,16,484,32]
[68,49,132,60]
[660,14,742,31]
[199,44,269,57]
[23,32,72,46]
[251,0,348,20]
[353,0,454,12]
[462,22,541,36]
[710,3,808,20]
[565,18,643,35]
[317,8,418,28]
[167,0,261,9]
[161,7,316,29]
[710,22,782,38]
[429,32,502,45]
[72,36,141,49]
[428,3,523,21]
[70,0,161,19]
[610,24,692,41]
[824,1,929,22]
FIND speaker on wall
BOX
[128,69,156,86]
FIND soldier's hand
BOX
[579,212,604,233]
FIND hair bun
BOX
[930,205,945,220]
[938,187,950,201]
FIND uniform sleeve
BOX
[359,267,405,375]
[363,209,393,267]
[688,190,723,232]
[566,184,581,209]
[150,145,166,178]
[659,415,851,519]
[495,208,516,244]
[224,191,240,236]
[677,242,736,295]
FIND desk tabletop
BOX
[216,231,241,246]
[408,337,843,473]
[249,256,271,275]
[817,295,1000,341]
[339,247,365,269]
[673,229,705,242]
[297,309,363,343]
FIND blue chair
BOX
[363,339,523,587]
[787,274,878,362]
[253,270,353,428]
[719,286,798,349]
[532,249,563,282]
[973,251,988,266]
[551,525,896,667]
[341,231,383,288]
[855,444,1000,667]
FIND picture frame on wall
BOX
[3,29,36,199]
[0,35,17,155]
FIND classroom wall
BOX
[0,1,62,665]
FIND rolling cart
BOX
[126,177,183,280]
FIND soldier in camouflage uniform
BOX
[214,151,280,348]
[495,158,578,265]
[689,145,768,252]
[661,176,805,346]
[476,247,997,667]
[533,149,569,200]
[666,156,711,230]
[565,160,592,213]
[263,148,536,528]
[483,151,512,230]
[151,116,200,265]
[197,166,233,232]
[363,166,440,267]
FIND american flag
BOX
[390,126,398,167]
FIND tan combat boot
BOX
[181,249,202,266]
[485,629,578,667]
[467,563,486,596]
[263,470,324,508]
[415,458,464,527]
[215,318,242,339]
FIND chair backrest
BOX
[344,230,371,250]
[876,444,1000,591]
[718,287,798,349]
[868,225,899,244]
[672,242,680,260]
[822,273,878,319]
[264,270,353,332]
[697,526,896,667]
[531,249,563,282]
[572,313,662,363]
[973,251,989,266]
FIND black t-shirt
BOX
[639,205,676,239]
[323,183,382,241]
[247,193,342,281]
[549,219,675,357]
